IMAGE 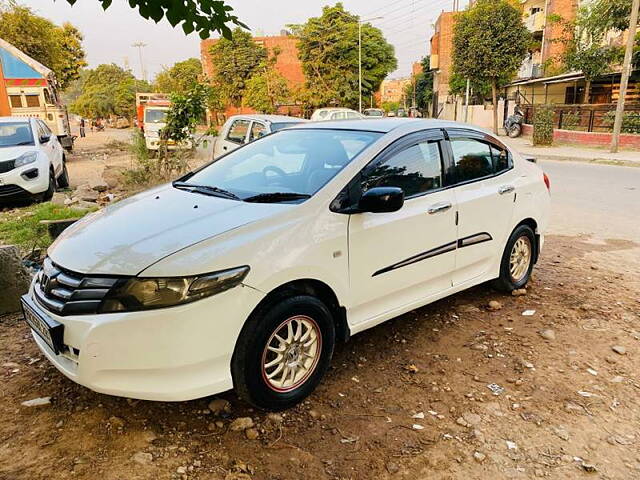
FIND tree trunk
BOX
[491,80,498,135]
[584,80,591,104]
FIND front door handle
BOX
[428,201,452,214]
[498,185,515,195]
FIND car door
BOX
[444,129,517,285]
[216,118,251,157]
[347,129,457,326]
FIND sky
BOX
[24,0,468,81]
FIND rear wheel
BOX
[232,295,335,410]
[492,224,535,292]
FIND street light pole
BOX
[132,41,147,83]
[610,0,639,153]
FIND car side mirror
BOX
[358,187,404,213]
[40,135,51,144]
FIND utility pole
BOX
[358,16,383,112]
[610,0,639,153]
[132,41,148,83]
[464,77,470,122]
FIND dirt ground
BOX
[1,134,639,480]
[1,234,639,480]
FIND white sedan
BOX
[23,118,550,410]
[0,116,68,202]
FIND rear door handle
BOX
[498,185,515,195]
[428,201,452,214]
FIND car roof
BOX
[288,118,481,134]
[228,114,307,123]
[0,116,33,124]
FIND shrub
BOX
[602,111,640,134]
[561,112,581,131]
[533,105,554,145]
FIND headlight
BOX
[99,266,250,313]
[15,151,38,168]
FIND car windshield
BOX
[0,122,34,147]
[365,110,384,117]
[145,109,168,124]
[183,129,382,201]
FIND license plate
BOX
[21,296,64,354]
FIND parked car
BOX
[213,114,307,159]
[396,108,408,117]
[0,116,68,202]
[22,118,550,410]
[310,108,363,121]
[363,108,385,117]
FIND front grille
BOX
[0,184,29,197]
[0,159,15,174]
[34,257,122,316]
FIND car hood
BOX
[0,145,35,162]
[48,184,289,275]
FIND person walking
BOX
[79,118,86,138]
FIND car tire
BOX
[232,294,335,410]
[507,124,522,138]
[57,160,70,189]
[41,168,56,202]
[492,224,536,292]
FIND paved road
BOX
[540,160,640,242]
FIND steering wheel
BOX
[263,165,287,182]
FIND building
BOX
[379,77,411,105]
[429,11,457,111]
[200,33,305,118]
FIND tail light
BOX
[543,172,550,192]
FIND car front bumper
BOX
[0,160,50,198]
[25,282,265,401]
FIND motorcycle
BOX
[504,106,524,138]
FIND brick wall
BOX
[521,124,640,148]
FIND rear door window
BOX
[450,138,494,183]
[248,122,267,142]
[226,119,251,144]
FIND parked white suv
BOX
[22,118,550,410]
[213,114,307,159]
[0,117,68,202]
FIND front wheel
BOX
[40,169,56,202]
[232,295,335,410]
[57,161,70,189]
[492,224,536,292]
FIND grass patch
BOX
[0,202,95,252]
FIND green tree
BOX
[64,0,246,39]
[243,50,290,113]
[207,28,267,107]
[154,58,202,94]
[0,3,86,88]
[70,64,151,118]
[404,57,434,111]
[291,3,397,110]
[452,0,531,133]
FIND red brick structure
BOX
[521,124,640,148]
[429,12,458,106]
[200,34,305,118]
[540,0,579,73]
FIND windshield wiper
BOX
[172,181,240,200]
[243,192,311,203]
